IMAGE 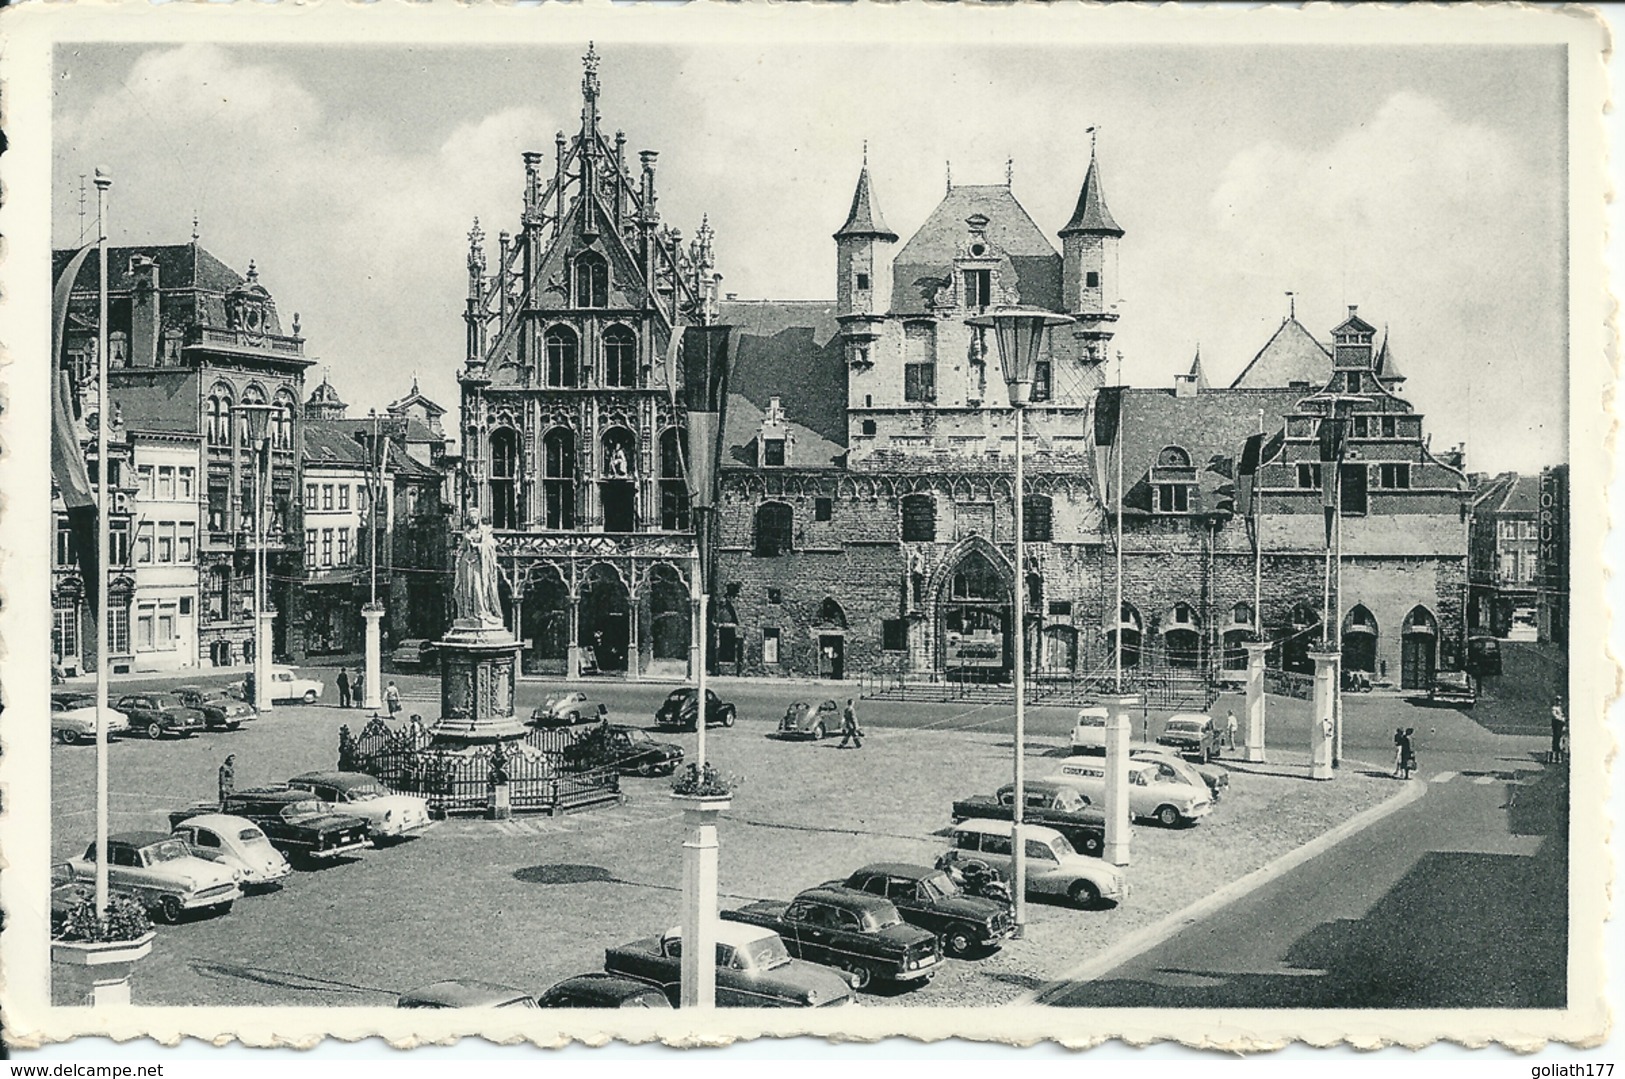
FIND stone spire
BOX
[1060,147,1124,238]
[833,162,898,242]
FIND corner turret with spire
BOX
[1059,131,1123,364]
[835,144,898,321]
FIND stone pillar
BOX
[626,586,641,682]
[1243,641,1270,763]
[362,604,384,710]
[254,607,276,713]
[567,594,582,679]
[1099,693,1138,867]
[675,793,729,1008]
[1310,649,1338,781]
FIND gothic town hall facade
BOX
[460,50,1471,690]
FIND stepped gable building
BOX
[53,239,313,668]
[458,45,720,679]
[712,151,1120,680]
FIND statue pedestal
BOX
[429,620,527,746]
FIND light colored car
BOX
[286,771,432,841]
[248,666,325,704]
[1131,747,1230,802]
[390,639,438,669]
[171,813,293,889]
[1068,707,1109,754]
[51,697,129,745]
[528,690,604,728]
[66,830,242,924]
[1049,758,1213,827]
[940,820,1127,908]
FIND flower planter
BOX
[670,793,731,815]
[52,932,155,1007]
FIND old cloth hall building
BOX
[461,50,1471,687]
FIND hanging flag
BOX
[1092,386,1124,505]
[1235,431,1265,540]
[1317,414,1346,548]
[52,245,100,614]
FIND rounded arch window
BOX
[544,325,579,388]
[488,427,521,530]
[207,384,234,446]
[1157,446,1191,469]
[237,385,267,446]
[604,324,637,388]
[271,390,297,450]
[1229,601,1255,627]
[816,597,847,628]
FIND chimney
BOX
[129,254,161,368]
[1348,304,1358,318]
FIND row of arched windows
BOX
[488,425,688,532]
[205,382,296,450]
[541,323,637,389]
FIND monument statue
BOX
[453,513,506,630]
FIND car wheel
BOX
[637,760,655,777]
[944,926,978,959]
[1156,804,1181,827]
[1080,833,1104,858]
[811,723,825,741]
[721,709,736,728]
[227,722,241,732]
[156,895,185,924]
[841,962,872,991]
[146,723,164,741]
[303,690,317,704]
[1068,879,1102,907]
[58,729,80,746]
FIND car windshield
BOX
[1077,714,1105,727]
[1053,789,1087,812]
[283,800,328,820]
[339,782,384,800]
[1168,721,1201,733]
[745,936,791,970]
[1049,834,1078,858]
[921,871,961,900]
[237,827,267,843]
[625,730,654,745]
[140,838,192,865]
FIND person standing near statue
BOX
[336,668,351,709]
[353,669,365,709]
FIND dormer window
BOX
[964,269,992,309]
[1151,445,1195,514]
[763,438,786,467]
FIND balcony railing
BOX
[190,325,305,356]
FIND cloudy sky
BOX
[52,41,1568,472]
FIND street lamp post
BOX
[93,168,112,914]
[237,402,276,714]
[968,306,1072,940]
[362,409,384,710]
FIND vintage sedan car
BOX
[528,690,604,728]
[654,687,737,731]
[390,639,438,670]
[778,699,843,741]
[830,863,1014,958]
[1131,747,1230,802]
[560,725,684,777]
[173,686,257,730]
[1049,758,1213,826]
[1425,671,1478,709]
[173,788,370,862]
[605,923,855,1008]
[65,831,242,924]
[51,697,129,744]
[721,887,942,991]
[396,980,537,1009]
[285,771,432,840]
[952,780,1106,857]
[115,693,205,740]
[941,820,1128,908]
[170,813,293,889]
[1156,713,1224,762]
[534,973,674,1009]
[229,666,325,705]
[1069,707,1109,754]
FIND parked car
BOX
[560,724,684,777]
[534,973,674,1009]
[1156,713,1223,762]
[173,686,257,730]
[654,687,737,731]
[1466,635,1504,678]
[115,693,205,740]
[65,830,242,924]
[51,697,129,744]
[721,886,942,991]
[172,789,370,863]
[1068,707,1109,754]
[951,780,1107,857]
[285,771,432,841]
[396,980,537,1009]
[604,923,856,1008]
[390,639,438,669]
[170,813,293,890]
[828,863,1014,958]
[779,699,842,740]
[1049,758,1213,826]
[230,666,325,705]
[940,820,1128,908]
[1131,747,1229,802]
[1425,671,1478,709]
[528,690,603,728]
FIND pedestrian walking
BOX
[353,670,365,708]
[1393,727,1406,777]
[336,668,352,709]
[1399,728,1417,779]
[1550,697,1567,764]
[385,679,402,717]
[1225,709,1239,749]
[839,698,863,749]
[217,754,236,809]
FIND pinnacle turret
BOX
[834,165,898,243]
[1059,150,1124,238]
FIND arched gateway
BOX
[933,541,1014,681]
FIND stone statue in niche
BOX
[607,444,632,478]
[452,512,506,629]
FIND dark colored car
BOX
[1467,635,1504,678]
[174,686,257,730]
[396,980,537,1008]
[1425,671,1477,709]
[115,693,206,740]
[535,973,674,1009]
[172,788,370,862]
[951,780,1107,858]
[654,688,737,731]
[562,724,684,776]
[721,886,942,991]
[830,863,1014,958]
[1155,713,1223,762]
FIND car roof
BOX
[951,818,1065,841]
[542,973,668,1001]
[235,787,320,804]
[666,922,779,948]
[852,862,938,880]
[108,830,174,847]
[1168,713,1211,723]
[397,980,531,1007]
[1075,707,1109,719]
[795,886,894,912]
[288,772,378,787]
[996,779,1071,796]
[174,813,259,832]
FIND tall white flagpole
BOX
[93,168,112,914]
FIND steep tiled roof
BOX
[833,167,898,242]
[301,420,371,468]
[1374,334,1406,384]
[717,300,847,470]
[892,185,1061,315]
[1228,318,1332,390]
[54,243,245,295]
[1058,153,1123,238]
[1474,472,1539,517]
[307,379,346,408]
